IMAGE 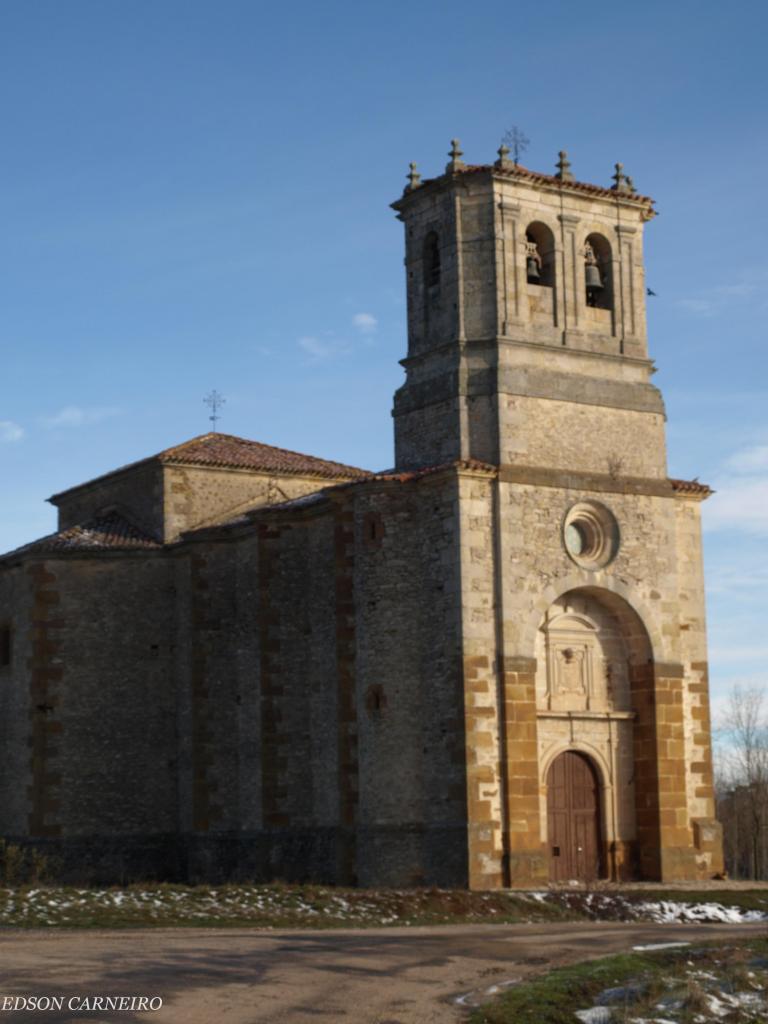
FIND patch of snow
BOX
[574,1008,613,1023]
[632,942,691,951]
[485,978,519,996]
[627,1019,678,1024]
[704,992,732,1018]
[453,991,476,1007]
[636,899,768,923]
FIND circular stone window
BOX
[562,501,619,570]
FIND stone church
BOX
[0,142,723,887]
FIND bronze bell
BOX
[585,263,603,292]
[526,255,541,283]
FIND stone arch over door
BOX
[534,587,662,881]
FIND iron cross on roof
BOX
[203,390,226,432]
[502,126,530,167]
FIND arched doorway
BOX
[547,750,602,882]
[534,588,658,881]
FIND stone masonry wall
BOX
[352,475,467,887]
[54,462,163,538]
[163,466,340,542]
[673,495,723,875]
[455,470,506,887]
[0,554,178,880]
[401,187,459,357]
[171,513,341,883]
[455,468,716,883]
[173,473,469,887]
[54,462,344,545]
[51,556,177,845]
[0,564,35,837]
[498,397,667,479]
[394,394,464,470]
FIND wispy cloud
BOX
[705,439,768,535]
[352,312,377,334]
[297,314,377,364]
[297,335,336,362]
[297,330,360,364]
[706,478,768,534]
[708,643,768,663]
[707,560,768,595]
[726,444,768,472]
[677,298,717,317]
[676,270,768,318]
[0,420,24,442]
[42,405,121,428]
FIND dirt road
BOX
[0,921,765,1023]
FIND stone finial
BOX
[555,150,575,183]
[405,162,421,193]
[612,162,632,194]
[446,138,465,173]
[495,143,513,171]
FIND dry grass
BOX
[472,938,768,1024]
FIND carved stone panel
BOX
[536,594,630,712]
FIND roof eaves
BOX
[0,513,162,562]
[669,477,713,499]
[394,163,655,212]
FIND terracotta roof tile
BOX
[158,433,369,479]
[49,432,370,502]
[357,458,497,483]
[0,512,161,561]
[670,477,713,497]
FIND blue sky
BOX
[1,0,766,718]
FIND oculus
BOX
[562,501,619,570]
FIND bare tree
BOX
[715,685,768,879]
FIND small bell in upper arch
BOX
[585,262,603,293]
[526,254,541,283]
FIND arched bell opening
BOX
[535,587,657,881]
[584,232,613,311]
[422,230,441,336]
[423,231,441,291]
[525,221,556,288]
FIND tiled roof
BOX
[356,458,497,484]
[670,477,713,497]
[159,433,369,479]
[49,432,370,502]
[0,512,161,561]
[415,163,655,207]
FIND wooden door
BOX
[547,751,601,882]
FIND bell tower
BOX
[391,142,664,479]
[391,141,723,887]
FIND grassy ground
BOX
[0,883,575,929]
[0,883,765,929]
[470,937,768,1024]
